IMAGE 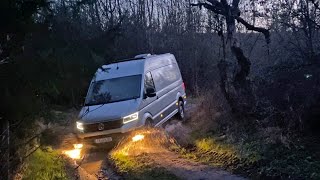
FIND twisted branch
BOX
[191,0,270,44]
[235,16,270,44]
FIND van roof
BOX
[109,53,171,64]
[94,53,176,81]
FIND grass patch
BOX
[177,135,320,179]
[194,138,242,166]
[111,152,179,180]
[252,141,320,179]
[178,137,249,171]
[23,147,68,180]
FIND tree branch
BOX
[190,2,225,15]
[0,57,9,65]
[192,1,269,44]
[220,0,228,7]
[232,0,240,7]
[309,0,320,11]
[22,146,40,161]
[235,16,270,44]
[207,0,224,8]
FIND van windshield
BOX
[85,75,142,106]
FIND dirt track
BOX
[147,150,244,180]
[78,121,245,180]
[59,102,246,180]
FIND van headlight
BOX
[123,112,139,124]
[76,122,84,130]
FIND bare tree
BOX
[272,0,320,62]
[191,0,270,114]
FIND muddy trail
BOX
[59,102,246,180]
[147,150,244,180]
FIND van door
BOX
[140,72,161,123]
[151,64,180,125]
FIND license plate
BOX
[94,137,112,144]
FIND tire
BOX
[145,118,153,127]
[177,100,185,120]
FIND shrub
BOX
[22,148,67,180]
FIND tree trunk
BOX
[190,0,264,115]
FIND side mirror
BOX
[146,87,156,98]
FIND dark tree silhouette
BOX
[191,0,270,114]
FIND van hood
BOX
[78,99,140,123]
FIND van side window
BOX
[144,72,155,91]
[151,64,181,91]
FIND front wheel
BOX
[145,118,153,127]
[177,100,185,120]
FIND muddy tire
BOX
[177,100,185,120]
[145,118,153,127]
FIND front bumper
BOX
[76,120,143,139]
[78,133,128,145]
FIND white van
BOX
[76,53,186,144]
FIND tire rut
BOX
[147,151,246,180]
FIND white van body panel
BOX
[95,60,144,81]
[79,99,140,123]
[77,53,186,140]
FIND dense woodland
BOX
[1,0,320,179]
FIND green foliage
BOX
[40,129,60,147]
[180,137,248,170]
[257,142,320,179]
[23,148,67,180]
[1,0,112,176]
[111,153,139,172]
[179,134,320,179]
[111,153,179,180]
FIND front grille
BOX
[84,119,123,133]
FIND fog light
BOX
[63,149,81,159]
[132,134,144,142]
[73,144,83,149]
